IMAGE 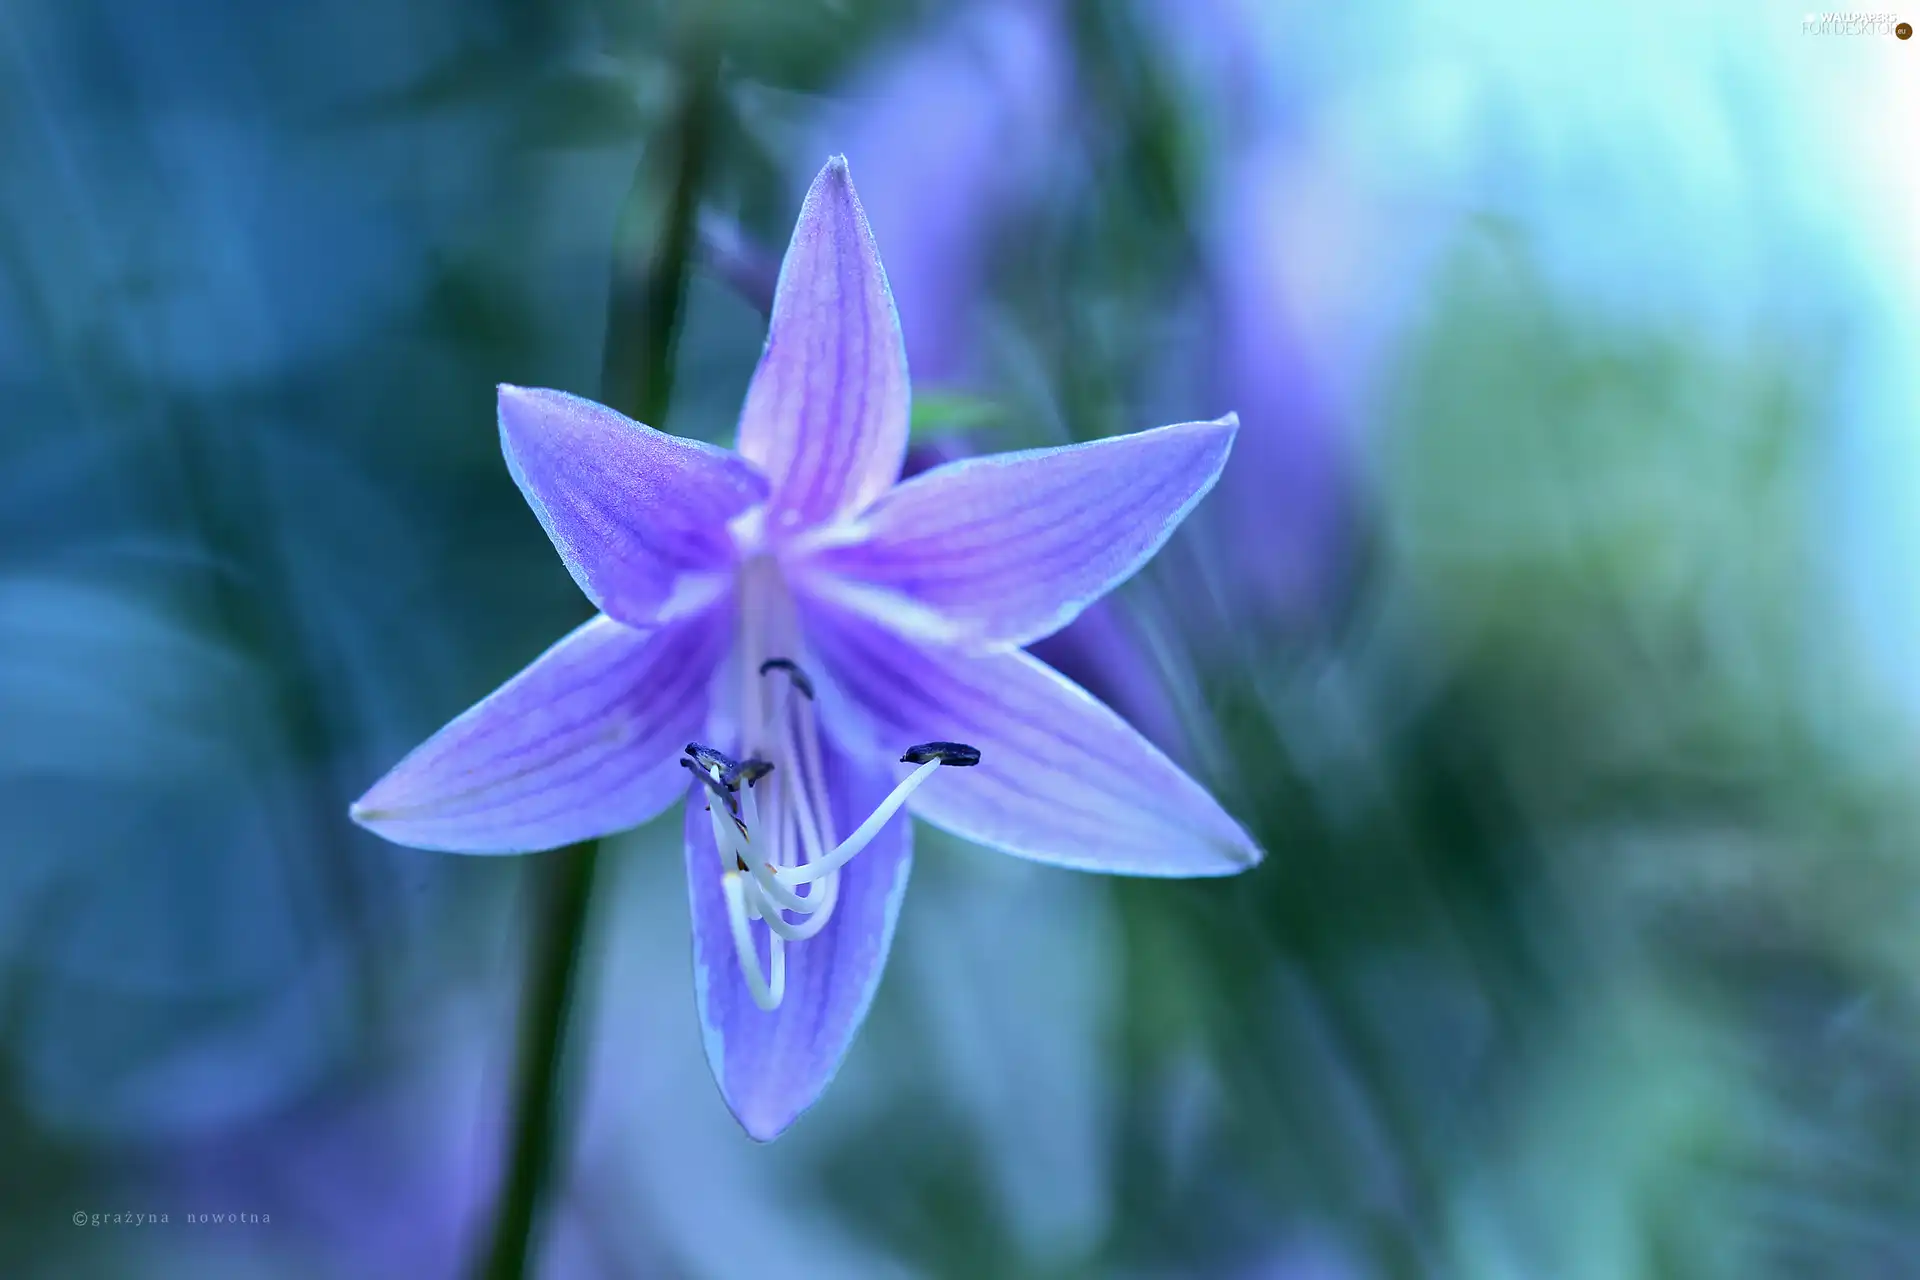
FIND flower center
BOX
[694,556,977,1012]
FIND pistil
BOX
[710,558,976,1012]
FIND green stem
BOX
[476,42,717,1280]
[480,841,600,1280]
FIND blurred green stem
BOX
[478,42,716,1280]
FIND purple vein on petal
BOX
[350,609,729,852]
[736,157,909,528]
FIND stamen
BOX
[737,770,761,833]
[758,657,815,700]
[777,706,832,869]
[685,742,739,776]
[778,760,938,886]
[754,867,839,940]
[703,767,746,874]
[901,741,982,767]
[745,876,834,941]
[721,873,784,1010]
[793,685,835,851]
[750,856,822,915]
[682,756,739,815]
[778,742,980,887]
[727,560,979,1013]
[725,757,774,790]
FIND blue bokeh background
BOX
[5,1,1919,1276]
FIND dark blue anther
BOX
[900,741,981,767]
[758,658,815,701]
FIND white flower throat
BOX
[692,556,977,1012]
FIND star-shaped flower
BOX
[352,156,1261,1141]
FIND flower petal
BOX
[350,610,726,853]
[734,156,910,532]
[803,600,1260,876]
[498,385,767,626]
[806,417,1237,650]
[829,1,1071,386]
[686,736,913,1141]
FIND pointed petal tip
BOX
[712,1052,835,1143]
[736,1109,792,1144]
[1226,833,1266,872]
[802,155,853,197]
[496,381,567,416]
[494,384,540,435]
[1198,810,1265,877]
[805,154,857,204]
[1111,828,1263,879]
[736,148,906,524]
[346,785,415,833]
[1175,411,1237,445]
[344,796,414,846]
[347,781,388,827]
[1188,411,1240,471]
[344,785,423,845]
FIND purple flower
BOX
[825,0,1352,625]
[820,0,1071,388]
[350,157,1260,1141]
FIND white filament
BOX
[774,759,941,887]
[714,740,958,1008]
[748,852,815,914]
[777,697,832,868]
[722,872,784,1010]
[716,557,960,1012]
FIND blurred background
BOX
[4,0,1920,1275]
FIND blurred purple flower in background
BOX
[1196,137,1350,622]
[352,158,1259,1140]
[819,0,1073,390]
[817,0,1356,744]
[162,1005,513,1279]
